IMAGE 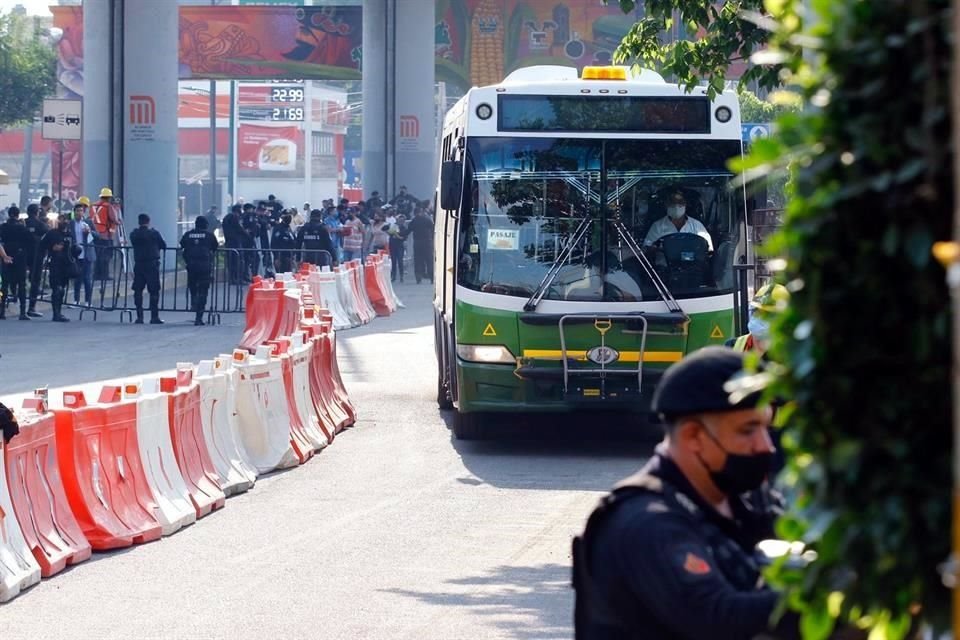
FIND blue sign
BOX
[741,123,771,143]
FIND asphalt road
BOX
[0,280,653,639]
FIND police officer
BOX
[573,347,803,639]
[240,203,261,277]
[128,213,166,325]
[37,214,79,323]
[270,213,297,273]
[23,203,48,317]
[222,203,248,284]
[255,202,273,269]
[296,209,336,267]
[0,206,31,320]
[179,215,219,326]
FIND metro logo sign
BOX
[129,95,156,125]
[129,95,157,142]
[399,115,420,139]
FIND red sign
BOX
[399,115,420,139]
[129,96,156,125]
[238,124,304,179]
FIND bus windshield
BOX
[457,137,744,302]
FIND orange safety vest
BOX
[91,201,118,236]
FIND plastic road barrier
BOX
[351,261,377,324]
[364,255,392,317]
[54,388,163,550]
[163,369,226,518]
[263,341,315,464]
[3,397,91,577]
[238,284,284,353]
[0,437,42,602]
[278,334,329,451]
[334,266,364,327]
[308,269,353,330]
[123,379,197,536]
[299,309,339,443]
[275,281,303,341]
[213,354,260,477]
[195,359,257,496]
[232,347,300,473]
[377,250,405,310]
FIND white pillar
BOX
[361,0,387,199]
[82,0,114,198]
[394,0,436,203]
[122,0,179,247]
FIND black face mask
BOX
[696,424,772,496]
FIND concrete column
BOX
[82,0,114,198]
[361,0,387,199]
[393,0,436,202]
[122,0,179,248]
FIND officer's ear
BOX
[670,416,707,453]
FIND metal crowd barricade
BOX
[26,245,338,322]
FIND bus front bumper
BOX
[455,360,664,414]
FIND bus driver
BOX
[643,190,714,251]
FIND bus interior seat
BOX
[660,233,709,292]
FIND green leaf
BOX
[800,606,836,640]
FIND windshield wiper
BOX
[524,217,593,312]
[610,219,684,315]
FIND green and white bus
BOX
[433,65,749,439]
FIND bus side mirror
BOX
[440,161,463,211]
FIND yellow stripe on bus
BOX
[521,350,683,363]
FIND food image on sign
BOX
[259,139,296,171]
[487,228,519,250]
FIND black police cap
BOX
[652,346,764,421]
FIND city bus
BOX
[433,65,749,439]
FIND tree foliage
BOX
[0,11,57,128]
[739,89,797,123]
[612,0,952,637]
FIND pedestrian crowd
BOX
[0,186,436,328]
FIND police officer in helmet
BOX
[36,213,81,323]
[128,213,167,324]
[296,208,336,267]
[573,347,808,639]
[179,215,219,326]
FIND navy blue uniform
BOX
[574,451,798,640]
[128,225,166,321]
[0,219,32,316]
[180,228,218,321]
[37,226,79,321]
[270,224,297,273]
[296,221,335,266]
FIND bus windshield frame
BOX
[456,137,745,303]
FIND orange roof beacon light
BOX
[581,66,628,81]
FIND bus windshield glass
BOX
[457,137,744,302]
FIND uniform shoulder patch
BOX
[646,500,670,513]
[683,552,711,575]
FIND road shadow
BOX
[441,410,659,491]
[383,562,573,639]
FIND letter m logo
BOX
[129,95,156,125]
[399,115,419,139]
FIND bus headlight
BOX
[457,344,516,364]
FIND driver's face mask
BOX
[667,204,686,220]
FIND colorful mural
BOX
[434,0,643,92]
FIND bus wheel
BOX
[453,411,485,440]
[437,373,454,410]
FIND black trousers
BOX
[187,268,211,313]
[1,260,27,313]
[49,269,69,318]
[132,262,161,312]
[413,243,432,282]
[390,243,405,281]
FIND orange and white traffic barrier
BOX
[232,347,300,473]
[283,332,330,450]
[195,359,257,496]
[265,340,318,463]
[352,260,377,323]
[54,388,163,550]
[238,282,284,352]
[370,252,395,313]
[4,397,91,577]
[309,268,353,329]
[364,255,392,317]
[0,435,42,602]
[377,250,405,310]
[300,309,340,443]
[302,314,355,431]
[163,368,226,518]
[334,265,365,327]
[122,379,197,536]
